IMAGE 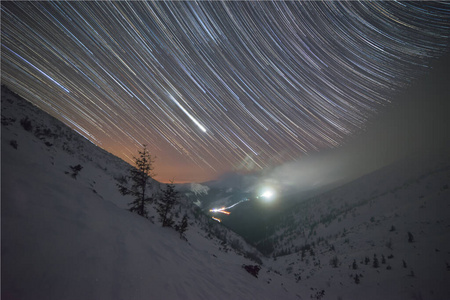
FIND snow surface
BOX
[1,87,300,300]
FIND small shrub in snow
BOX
[354,274,360,284]
[65,164,83,179]
[242,264,261,278]
[20,117,32,131]
[311,289,325,300]
[9,140,18,149]
[373,254,379,268]
[352,259,358,270]
[408,231,415,243]
[330,256,340,268]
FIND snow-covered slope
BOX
[261,153,450,299]
[1,86,300,300]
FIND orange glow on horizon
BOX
[102,141,221,184]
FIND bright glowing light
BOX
[210,207,226,213]
[260,188,275,201]
[212,216,221,222]
[261,190,273,198]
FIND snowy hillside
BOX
[261,153,450,299]
[180,137,450,299]
[1,86,301,300]
[2,84,450,300]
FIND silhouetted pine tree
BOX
[156,181,178,227]
[373,254,379,268]
[352,259,358,270]
[330,256,339,268]
[117,145,155,218]
[175,214,189,240]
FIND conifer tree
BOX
[352,259,358,270]
[176,214,189,240]
[117,145,155,218]
[373,254,379,268]
[156,181,178,227]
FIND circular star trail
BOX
[2,1,450,182]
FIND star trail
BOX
[2,1,450,182]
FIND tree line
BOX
[117,145,188,240]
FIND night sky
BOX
[2,1,450,183]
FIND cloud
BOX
[203,53,450,200]
[190,183,210,196]
[259,52,450,196]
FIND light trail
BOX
[209,188,276,221]
[169,94,207,132]
[226,198,249,209]
[210,206,226,213]
[209,198,249,216]
[209,207,230,215]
